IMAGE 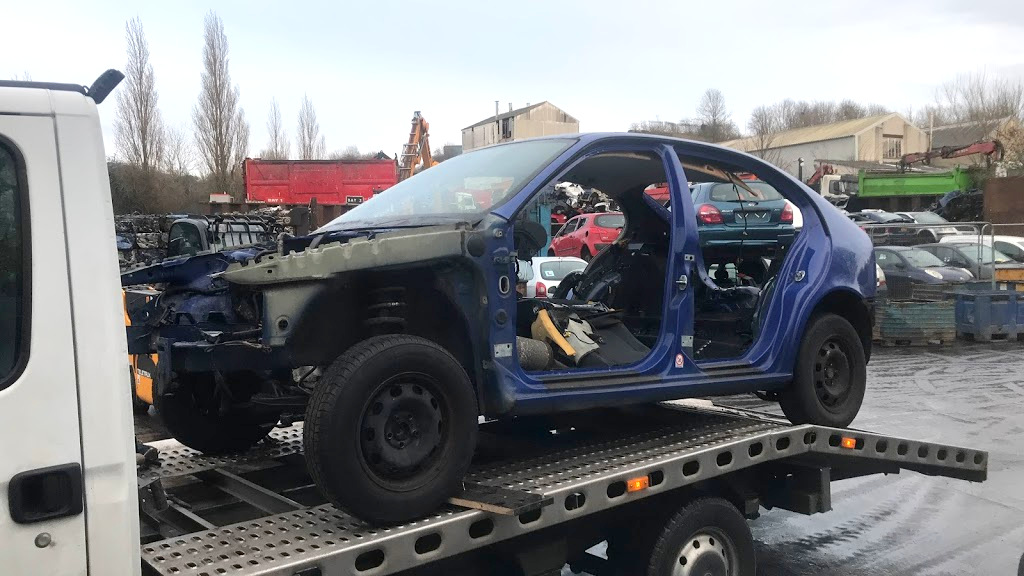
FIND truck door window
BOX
[167,222,204,257]
[0,142,27,386]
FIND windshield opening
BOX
[318,139,574,232]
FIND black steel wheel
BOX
[646,497,755,576]
[581,246,592,262]
[780,313,866,427]
[359,376,448,490]
[305,335,477,524]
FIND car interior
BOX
[510,149,801,373]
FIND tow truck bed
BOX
[137,402,987,576]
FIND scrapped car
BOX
[874,246,972,299]
[122,133,876,524]
[893,211,963,243]
[918,242,1024,281]
[548,211,625,260]
[848,210,919,246]
[940,234,1024,264]
[689,180,795,248]
[516,256,586,297]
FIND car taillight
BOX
[535,282,547,298]
[697,204,723,224]
[781,202,794,223]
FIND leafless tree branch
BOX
[261,98,290,159]
[193,11,245,199]
[296,94,326,160]
[114,17,164,171]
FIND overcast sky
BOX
[4,0,1024,160]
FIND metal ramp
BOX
[138,404,987,576]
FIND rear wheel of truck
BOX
[780,312,866,428]
[130,368,149,415]
[154,372,277,454]
[305,335,478,524]
[646,497,755,576]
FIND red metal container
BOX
[243,158,397,206]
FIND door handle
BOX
[8,463,83,524]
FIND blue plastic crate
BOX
[954,289,1019,341]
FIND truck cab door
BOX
[0,115,88,572]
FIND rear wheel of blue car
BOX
[780,313,866,428]
[304,335,478,524]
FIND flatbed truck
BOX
[0,73,989,576]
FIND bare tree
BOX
[933,71,1024,125]
[695,89,740,142]
[193,11,247,198]
[296,94,326,160]
[163,125,193,176]
[746,104,786,167]
[9,71,32,81]
[114,17,164,171]
[261,98,289,159]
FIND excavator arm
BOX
[900,140,1004,170]
[398,111,438,181]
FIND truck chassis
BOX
[137,402,987,576]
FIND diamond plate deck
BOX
[139,405,987,576]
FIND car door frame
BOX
[495,139,695,392]
[0,114,88,575]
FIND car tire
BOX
[154,372,276,454]
[581,246,592,262]
[645,497,755,576]
[917,230,936,244]
[305,335,478,524]
[780,313,866,428]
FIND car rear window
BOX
[539,260,586,280]
[594,214,625,229]
[709,182,783,202]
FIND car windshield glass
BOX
[902,249,945,268]
[594,214,625,229]
[539,260,587,280]
[959,245,1014,264]
[906,212,947,224]
[318,139,574,232]
[709,182,783,202]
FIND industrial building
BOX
[462,102,579,151]
[720,113,929,177]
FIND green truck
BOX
[820,167,975,212]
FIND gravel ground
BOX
[136,344,1024,575]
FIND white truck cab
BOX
[0,72,139,576]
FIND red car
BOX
[549,212,625,260]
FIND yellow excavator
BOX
[398,111,438,181]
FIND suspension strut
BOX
[364,286,407,334]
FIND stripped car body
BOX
[123,133,877,523]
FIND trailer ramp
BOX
[138,403,986,576]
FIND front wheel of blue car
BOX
[780,313,866,428]
[304,335,478,524]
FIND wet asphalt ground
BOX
[136,344,1024,575]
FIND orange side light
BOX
[840,437,857,449]
[626,476,650,493]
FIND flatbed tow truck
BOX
[135,402,987,576]
[0,73,988,576]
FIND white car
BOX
[516,256,587,297]
[939,234,1024,263]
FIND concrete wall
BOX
[462,103,578,151]
[513,103,579,140]
[760,137,856,177]
[858,117,929,162]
